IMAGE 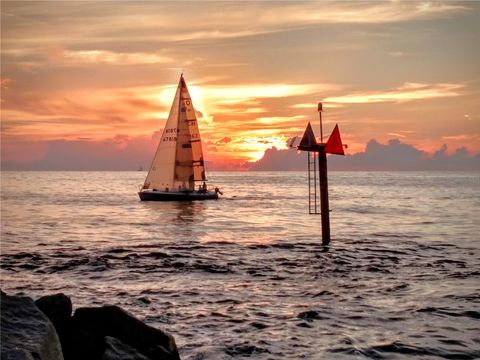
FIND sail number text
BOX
[162,128,178,142]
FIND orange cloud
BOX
[1,87,166,142]
[290,103,344,109]
[324,83,463,104]
[62,50,173,65]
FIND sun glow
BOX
[157,83,208,116]
[148,82,312,163]
[237,135,289,162]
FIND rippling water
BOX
[1,171,479,359]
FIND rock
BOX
[67,327,105,360]
[72,305,180,360]
[1,291,64,360]
[1,349,37,360]
[35,293,73,356]
[2,291,181,360]
[35,293,72,330]
[102,336,150,360]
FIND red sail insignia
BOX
[325,124,345,155]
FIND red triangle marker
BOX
[325,124,345,155]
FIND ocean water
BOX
[1,171,479,359]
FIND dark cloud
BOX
[1,137,155,171]
[2,137,479,171]
[337,139,426,171]
[248,147,307,171]
[248,139,480,171]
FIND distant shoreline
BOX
[1,169,479,172]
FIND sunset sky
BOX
[1,1,479,170]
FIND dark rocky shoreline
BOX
[1,291,180,360]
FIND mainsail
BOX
[143,75,206,192]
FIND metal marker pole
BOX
[317,102,330,245]
[318,144,330,245]
[307,151,311,214]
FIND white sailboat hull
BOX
[138,190,218,201]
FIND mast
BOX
[180,75,207,185]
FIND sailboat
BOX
[138,75,220,201]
